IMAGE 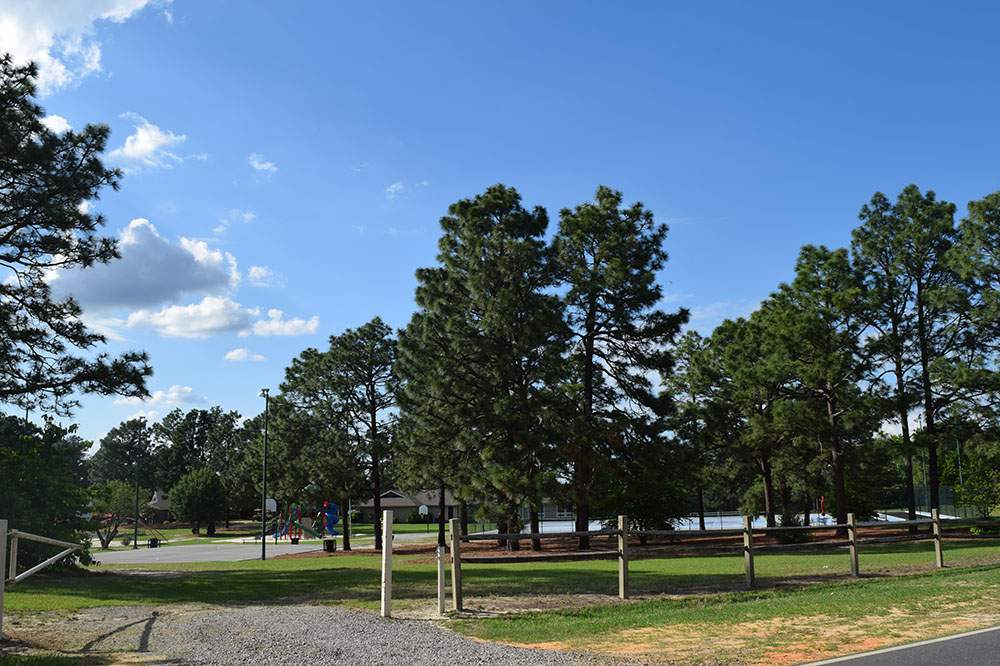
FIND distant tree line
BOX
[3,55,999,567]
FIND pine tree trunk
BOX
[696,483,707,531]
[894,355,918,532]
[342,495,351,551]
[497,515,508,549]
[507,503,521,552]
[371,403,383,551]
[915,279,939,510]
[530,506,541,551]
[576,318,597,551]
[459,500,469,536]
[828,396,848,536]
[758,458,776,527]
[779,482,794,526]
[438,481,447,548]
[802,493,811,526]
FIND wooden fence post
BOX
[449,518,463,611]
[743,515,755,588]
[618,515,629,600]
[1,519,8,638]
[7,531,17,581]
[436,545,446,616]
[380,510,393,618]
[932,508,944,568]
[847,513,859,577]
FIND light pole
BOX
[133,461,140,550]
[260,388,270,561]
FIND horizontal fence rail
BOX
[2,522,84,637]
[430,512,1000,613]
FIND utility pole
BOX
[133,461,140,549]
[260,388,270,561]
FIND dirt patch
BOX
[5,603,213,654]
[512,601,1000,665]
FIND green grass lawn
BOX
[6,539,1000,664]
[454,563,1000,663]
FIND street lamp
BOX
[260,387,270,561]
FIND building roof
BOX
[148,489,171,511]
[357,488,456,509]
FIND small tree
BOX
[91,480,143,549]
[170,467,226,534]
[949,436,1000,518]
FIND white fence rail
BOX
[1,520,83,637]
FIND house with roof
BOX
[357,489,458,523]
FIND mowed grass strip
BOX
[5,540,999,616]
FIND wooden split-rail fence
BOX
[377,510,1000,617]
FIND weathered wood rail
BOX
[2,521,84,636]
[410,510,1000,611]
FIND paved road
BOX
[92,542,322,564]
[811,626,1000,665]
[92,530,439,564]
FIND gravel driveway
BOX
[9,604,613,665]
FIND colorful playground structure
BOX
[272,501,339,543]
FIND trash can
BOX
[148,538,159,549]
[323,538,337,553]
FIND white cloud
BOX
[384,179,429,200]
[178,236,240,287]
[127,296,259,338]
[252,309,319,336]
[213,208,256,235]
[127,409,160,422]
[115,383,203,407]
[224,347,266,362]
[248,265,273,287]
[81,314,126,341]
[109,113,186,169]
[77,200,92,214]
[0,1,153,94]
[57,218,238,310]
[248,153,277,173]
[40,114,71,133]
[685,299,760,334]
[385,181,405,200]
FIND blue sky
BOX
[5,1,1000,444]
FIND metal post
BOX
[618,515,629,599]
[932,508,944,568]
[133,464,140,550]
[449,518,463,611]
[847,513,859,576]
[260,388,270,561]
[1,519,7,638]
[380,510,393,618]
[436,545,446,616]
[743,515,755,588]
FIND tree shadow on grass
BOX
[13,539,1000,612]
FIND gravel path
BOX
[14,604,614,665]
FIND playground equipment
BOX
[272,502,340,544]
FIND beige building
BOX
[357,489,457,523]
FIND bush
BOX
[406,509,428,524]
[971,524,1000,536]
